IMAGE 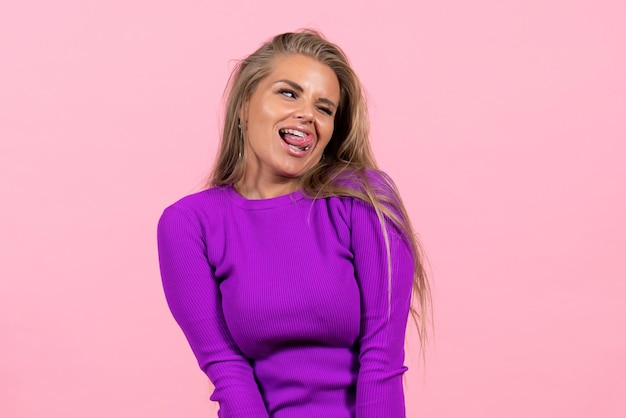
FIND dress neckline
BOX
[226,184,305,209]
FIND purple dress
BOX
[157,182,413,417]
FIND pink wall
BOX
[1,1,624,417]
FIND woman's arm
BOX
[350,197,414,418]
[157,205,269,418]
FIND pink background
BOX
[1,1,624,417]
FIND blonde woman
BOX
[157,30,430,418]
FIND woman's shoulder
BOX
[333,168,397,195]
[161,185,231,220]
[330,168,401,212]
[328,168,409,230]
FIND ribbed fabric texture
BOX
[157,183,414,418]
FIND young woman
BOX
[157,29,431,418]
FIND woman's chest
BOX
[206,206,361,358]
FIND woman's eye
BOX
[319,107,333,116]
[279,89,296,99]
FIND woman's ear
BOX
[238,101,248,130]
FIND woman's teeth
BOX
[280,128,306,138]
[289,144,311,151]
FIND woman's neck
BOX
[234,176,299,200]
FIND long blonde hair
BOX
[209,29,432,356]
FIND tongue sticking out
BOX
[283,132,307,144]
[280,130,313,151]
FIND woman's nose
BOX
[293,101,314,122]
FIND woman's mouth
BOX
[279,128,313,152]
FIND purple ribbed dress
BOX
[157,182,414,418]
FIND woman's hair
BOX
[209,29,432,357]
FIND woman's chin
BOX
[276,160,316,180]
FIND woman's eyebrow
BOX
[274,79,304,93]
[274,79,337,109]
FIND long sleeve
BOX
[350,198,414,418]
[157,205,269,418]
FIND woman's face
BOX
[240,54,340,188]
